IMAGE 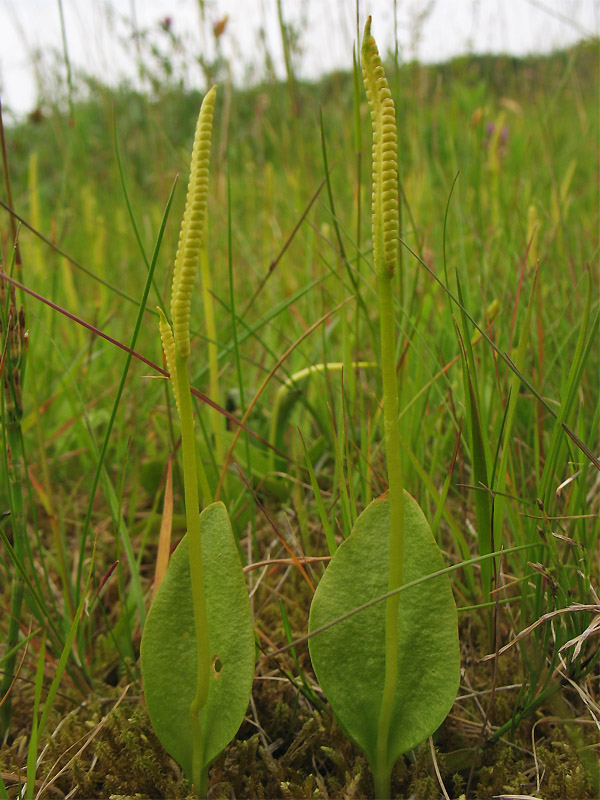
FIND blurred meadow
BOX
[0,2,599,798]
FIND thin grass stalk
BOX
[0,102,21,268]
[455,274,493,601]
[24,628,46,800]
[341,385,358,523]
[73,178,178,629]
[328,401,353,537]
[339,259,356,414]
[23,550,99,796]
[299,428,337,555]
[226,166,254,526]
[56,0,74,119]
[291,432,310,553]
[540,269,594,508]
[112,114,168,318]
[199,222,223,469]
[27,364,74,619]
[0,523,77,686]
[0,281,28,737]
[276,0,299,114]
[399,238,598,470]
[492,268,538,553]
[318,109,377,346]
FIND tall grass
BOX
[0,13,598,797]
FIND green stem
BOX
[0,479,25,737]
[200,230,223,470]
[56,0,74,120]
[0,315,27,736]
[174,350,211,787]
[374,271,405,796]
[191,713,209,797]
[29,366,74,618]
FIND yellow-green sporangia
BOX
[170,84,216,360]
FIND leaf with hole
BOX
[308,493,460,783]
[140,501,255,782]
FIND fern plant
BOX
[308,20,461,798]
[140,86,255,798]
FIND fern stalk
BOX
[361,18,404,798]
[158,84,217,796]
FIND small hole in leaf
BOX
[211,655,223,678]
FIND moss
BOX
[34,694,194,800]
[534,725,597,800]
[3,630,596,800]
[405,743,443,799]
[471,728,598,800]
[452,770,466,796]
[475,744,527,798]
[2,662,597,799]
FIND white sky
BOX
[1,0,598,118]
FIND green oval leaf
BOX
[140,501,255,780]
[308,492,460,776]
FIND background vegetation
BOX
[0,8,598,798]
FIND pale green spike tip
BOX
[361,17,377,79]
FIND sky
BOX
[1,0,598,118]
